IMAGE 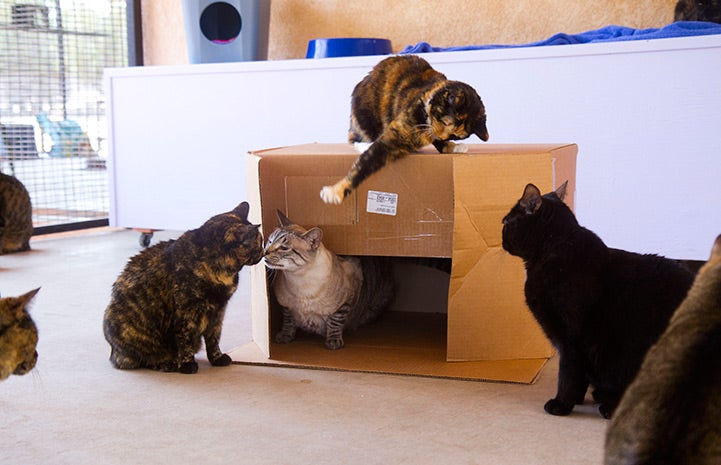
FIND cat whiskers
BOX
[265,267,277,281]
[411,123,434,139]
[30,366,46,392]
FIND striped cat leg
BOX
[325,305,351,350]
[204,322,232,367]
[174,321,201,374]
[275,307,297,343]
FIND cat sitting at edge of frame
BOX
[103,202,263,374]
[320,54,488,205]
[501,181,695,418]
[263,210,394,350]
[606,233,721,465]
[0,288,40,381]
[0,171,33,254]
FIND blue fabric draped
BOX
[401,22,721,54]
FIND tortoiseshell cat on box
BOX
[320,55,489,205]
[502,182,695,418]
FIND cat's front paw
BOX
[275,331,295,344]
[210,353,232,367]
[179,360,199,374]
[324,337,344,350]
[598,402,617,420]
[320,185,343,205]
[443,142,468,154]
[320,179,352,205]
[544,398,574,416]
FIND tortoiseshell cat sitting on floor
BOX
[320,55,489,205]
[0,172,33,254]
[103,202,263,374]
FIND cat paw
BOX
[443,142,468,153]
[325,338,344,350]
[320,185,342,205]
[275,331,295,344]
[210,353,232,367]
[544,398,574,416]
[598,403,617,420]
[179,361,199,374]
[321,178,353,205]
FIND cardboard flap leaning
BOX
[234,143,577,383]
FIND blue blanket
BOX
[401,22,721,54]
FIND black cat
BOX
[501,182,695,418]
[675,0,721,23]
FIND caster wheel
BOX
[139,232,153,247]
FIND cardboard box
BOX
[231,143,577,383]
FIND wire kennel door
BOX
[0,0,129,232]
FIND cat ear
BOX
[303,227,323,251]
[11,288,39,317]
[520,184,543,215]
[711,234,721,261]
[554,181,569,201]
[276,210,293,227]
[233,202,250,220]
[19,287,40,304]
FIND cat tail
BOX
[356,256,395,326]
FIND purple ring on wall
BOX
[305,38,393,58]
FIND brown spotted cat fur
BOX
[0,172,33,254]
[0,288,39,381]
[103,202,263,374]
[320,54,488,205]
[606,234,721,464]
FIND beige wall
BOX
[141,0,678,66]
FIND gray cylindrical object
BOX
[182,0,271,64]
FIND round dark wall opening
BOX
[199,2,242,44]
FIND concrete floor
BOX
[0,228,608,465]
